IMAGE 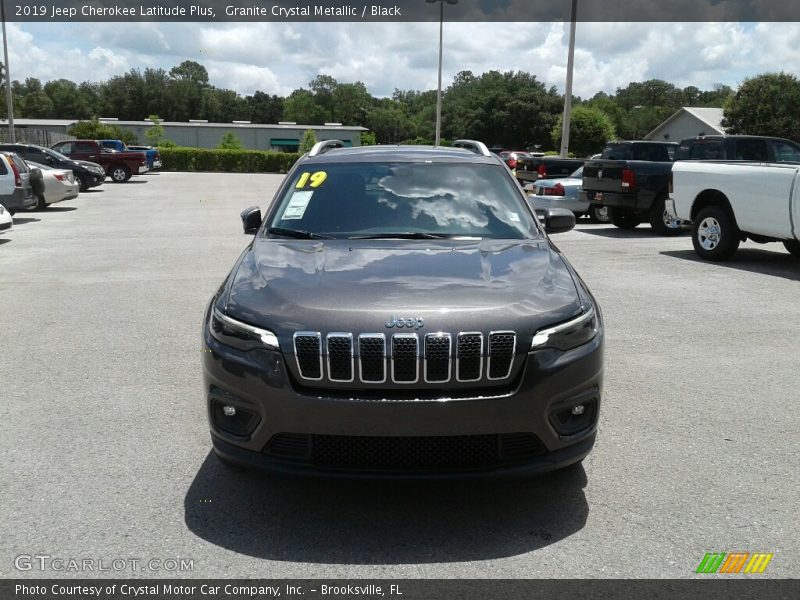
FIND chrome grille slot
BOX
[358,334,386,383]
[457,332,483,382]
[424,333,451,383]
[391,334,419,383]
[293,332,322,380]
[488,331,516,380]
[326,333,353,382]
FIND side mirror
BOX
[535,207,575,234]
[240,206,262,234]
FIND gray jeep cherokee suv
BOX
[202,140,603,477]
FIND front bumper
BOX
[202,317,603,479]
[83,173,105,189]
[151,159,162,170]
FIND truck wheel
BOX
[692,205,740,261]
[589,205,610,223]
[110,165,131,183]
[784,240,800,257]
[649,196,683,236]
[609,206,641,230]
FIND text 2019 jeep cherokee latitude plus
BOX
[202,140,604,477]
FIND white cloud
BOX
[5,21,800,99]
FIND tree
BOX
[722,72,800,140]
[551,106,616,157]
[218,131,243,149]
[284,89,326,124]
[360,131,377,146]
[299,129,317,153]
[67,117,137,144]
[247,91,283,124]
[366,102,414,143]
[144,114,165,146]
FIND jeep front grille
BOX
[292,330,517,384]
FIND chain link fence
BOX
[0,127,75,146]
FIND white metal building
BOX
[644,107,725,142]
[2,118,367,151]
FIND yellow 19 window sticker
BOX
[295,171,328,189]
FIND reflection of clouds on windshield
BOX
[377,165,528,234]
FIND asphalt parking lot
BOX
[1,171,798,579]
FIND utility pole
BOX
[559,0,577,158]
[1,0,14,142]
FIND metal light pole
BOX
[559,0,577,158]
[1,0,13,142]
[427,0,458,146]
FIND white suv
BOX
[0,152,36,215]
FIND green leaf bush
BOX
[157,147,300,173]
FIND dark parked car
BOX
[202,139,604,477]
[674,134,800,162]
[0,143,106,192]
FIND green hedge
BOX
[157,147,300,173]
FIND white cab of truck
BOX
[667,161,800,261]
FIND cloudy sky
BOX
[5,21,799,98]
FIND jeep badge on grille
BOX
[385,316,425,330]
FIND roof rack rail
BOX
[308,139,346,157]
[452,139,492,157]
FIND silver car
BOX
[526,167,610,223]
[27,161,80,209]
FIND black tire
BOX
[609,206,641,230]
[7,208,15,216]
[691,205,740,261]
[110,164,131,183]
[77,174,88,192]
[35,194,48,210]
[648,196,683,236]
[784,240,800,257]
[589,204,610,223]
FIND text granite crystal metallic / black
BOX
[202,140,604,478]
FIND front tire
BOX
[609,206,641,230]
[34,194,48,210]
[649,196,683,236]
[784,240,800,257]
[110,165,131,183]
[692,205,740,261]
[77,174,88,192]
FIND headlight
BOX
[209,307,279,351]
[531,307,598,351]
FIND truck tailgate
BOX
[582,160,627,194]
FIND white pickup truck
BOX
[667,161,800,261]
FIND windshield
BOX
[44,148,72,162]
[267,162,539,239]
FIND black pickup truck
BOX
[515,155,586,185]
[580,141,680,234]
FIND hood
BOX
[75,160,103,170]
[223,239,582,337]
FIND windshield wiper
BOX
[267,227,334,239]
[349,232,455,240]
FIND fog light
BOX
[571,404,585,416]
[223,405,237,417]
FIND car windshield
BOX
[44,148,71,162]
[267,162,540,240]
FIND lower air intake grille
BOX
[264,433,545,471]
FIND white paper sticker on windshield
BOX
[282,191,313,220]
[507,211,520,222]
